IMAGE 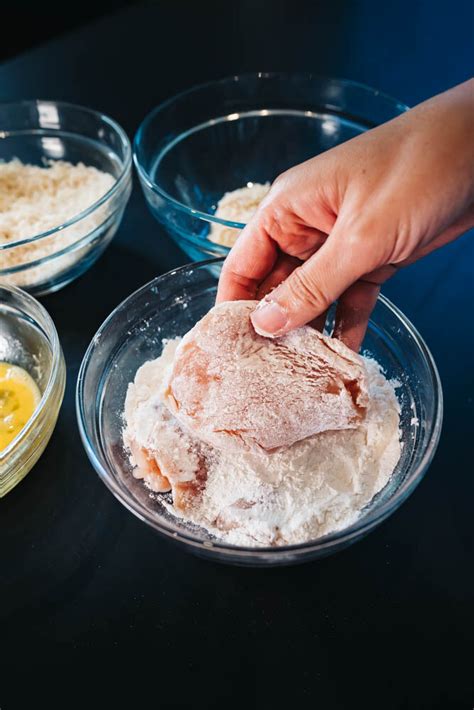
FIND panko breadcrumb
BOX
[0,159,115,287]
[208,182,270,247]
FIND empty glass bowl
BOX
[0,100,132,295]
[0,284,66,496]
[76,260,442,566]
[134,73,408,261]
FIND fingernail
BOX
[251,300,288,337]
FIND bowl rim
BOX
[0,282,65,462]
[76,258,443,559]
[0,99,132,251]
[0,198,127,276]
[133,72,409,229]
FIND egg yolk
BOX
[0,362,41,452]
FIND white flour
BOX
[124,338,401,547]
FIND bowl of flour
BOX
[77,260,442,566]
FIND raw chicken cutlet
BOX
[163,301,369,452]
[123,301,401,546]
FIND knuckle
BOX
[286,267,329,312]
[336,224,365,251]
[221,262,253,290]
[272,167,293,189]
[334,220,384,274]
[259,202,285,243]
[271,173,285,189]
[258,195,303,251]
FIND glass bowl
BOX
[76,260,442,566]
[0,100,132,295]
[134,73,408,262]
[0,284,66,496]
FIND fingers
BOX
[333,281,381,352]
[250,228,369,337]
[216,216,278,303]
[256,254,301,300]
[217,190,330,304]
[258,255,329,332]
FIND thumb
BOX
[250,231,369,337]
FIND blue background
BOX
[0,1,473,708]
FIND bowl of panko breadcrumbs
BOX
[0,100,132,295]
[134,73,408,263]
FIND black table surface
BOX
[1,2,473,708]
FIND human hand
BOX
[217,80,474,350]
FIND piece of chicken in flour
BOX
[124,300,370,514]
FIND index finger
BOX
[216,216,278,302]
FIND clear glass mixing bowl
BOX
[0,100,132,295]
[0,284,66,495]
[134,73,408,261]
[76,260,442,566]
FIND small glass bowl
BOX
[77,260,443,566]
[0,284,66,496]
[134,73,408,262]
[0,100,132,295]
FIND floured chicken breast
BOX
[123,303,401,546]
[163,301,368,452]
[123,344,210,512]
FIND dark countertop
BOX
[1,2,473,708]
